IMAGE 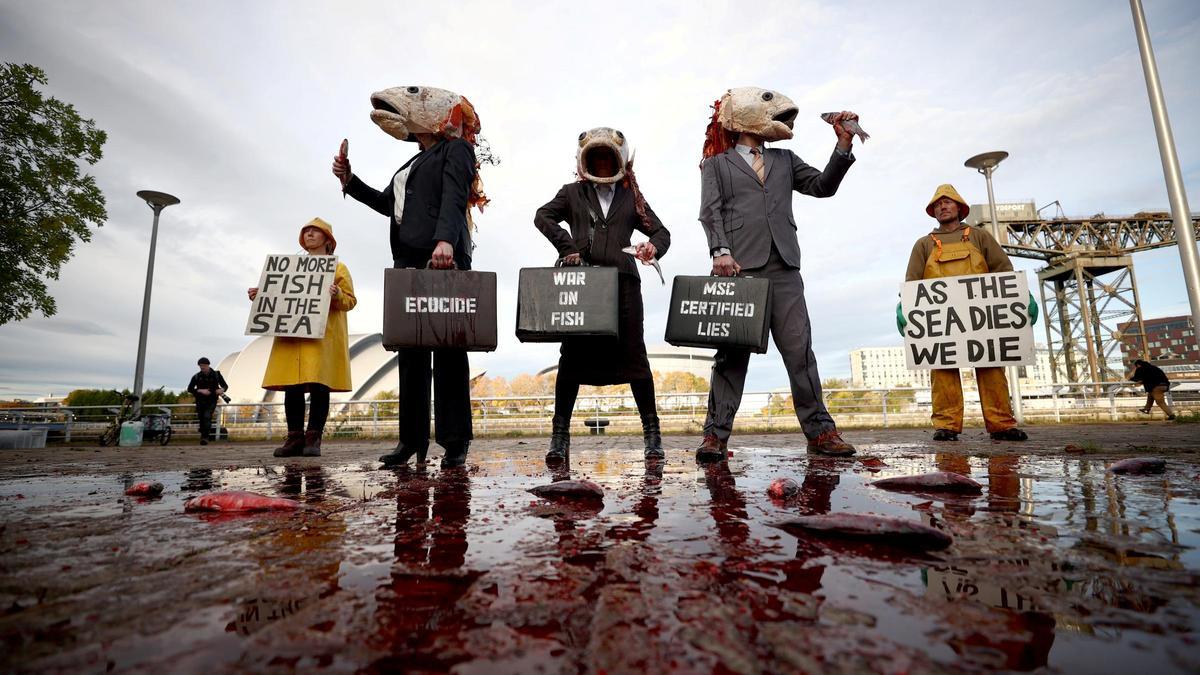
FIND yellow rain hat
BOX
[925,184,970,221]
[298,217,337,253]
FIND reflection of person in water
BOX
[182,468,215,492]
[373,469,475,665]
[228,465,342,637]
[702,458,840,597]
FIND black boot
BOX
[273,431,305,458]
[302,430,323,457]
[379,442,428,467]
[642,414,664,460]
[546,415,571,464]
[441,441,470,469]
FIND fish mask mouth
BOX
[773,107,799,128]
[577,127,630,184]
[718,87,799,142]
[370,94,416,142]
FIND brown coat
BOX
[905,224,1012,281]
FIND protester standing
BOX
[248,218,356,457]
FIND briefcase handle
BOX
[555,256,597,268]
[424,260,459,270]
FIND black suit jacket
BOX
[346,138,476,270]
[533,182,670,278]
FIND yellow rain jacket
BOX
[262,218,357,392]
[914,185,1017,434]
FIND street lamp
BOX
[964,151,1024,424]
[132,190,180,416]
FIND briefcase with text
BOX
[383,267,498,351]
[664,275,771,353]
[516,266,619,342]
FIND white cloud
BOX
[1,0,1197,399]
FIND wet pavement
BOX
[2,425,1198,673]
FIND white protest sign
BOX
[245,254,337,339]
[901,271,1035,369]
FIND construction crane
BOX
[969,205,1200,384]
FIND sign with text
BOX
[901,271,1035,369]
[382,267,498,351]
[245,254,336,339]
[516,266,618,342]
[665,275,772,353]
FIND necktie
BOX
[750,147,765,183]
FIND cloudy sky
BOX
[1,0,1197,400]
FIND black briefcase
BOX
[516,265,619,342]
[664,275,771,353]
[382,267,498,351]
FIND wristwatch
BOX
[712,247,731,258]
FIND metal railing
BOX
[2,380,1195,443]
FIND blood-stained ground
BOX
[2,425,1198,673]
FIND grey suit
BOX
[698,146,854,440]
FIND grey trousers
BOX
[704,250,836,441]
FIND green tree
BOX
[1,63,108,325]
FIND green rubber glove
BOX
[896,301,907,336]
[1028,292,1039,325]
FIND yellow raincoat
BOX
[919,185,1017,434]
[262,218,357,392]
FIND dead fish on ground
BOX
[528,479,604,501]
[1108,457,1166,475]
[183,490,301,513]
[871,471,982,494]
[773,513,952,550]
[820,112,870,143]
[768,477,801,499]
[125,482,164,497]
[621,246,664,285]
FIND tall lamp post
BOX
[132,190,180,416]
[1129,0,1200,340]
[964,151,1024,424]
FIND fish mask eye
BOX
[578,131,587,145]
[761,91,774,101]
[614,130,625,145]
[407,86,420,94]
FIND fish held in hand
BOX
[528,479,604,501]
[621,246,664,284]
[1108,457,1166,475]
[871,471,982,494]
[125,482,164,497]
[183,490,301,513]
[773,513,952,550]
[821,112,870,143]
[767,477,801,500]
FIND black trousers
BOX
[195,398,217,440]
[392,248,474,449]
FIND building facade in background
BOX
[1118,315,1199,371]
[850,346,1054,389]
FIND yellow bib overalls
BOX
[923,228,1017,434]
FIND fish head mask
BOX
[717,87,799,141]
[576,126,630,184]
[369,86,481,144]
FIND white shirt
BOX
[392,165,413,223]
[595,183,615,218]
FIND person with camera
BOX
[187,357,229,445]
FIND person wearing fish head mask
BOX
[695,86,860,460]
[332,85,490,469]
[534,127,672,463]
[904,184,1028,442]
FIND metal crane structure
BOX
[974,205,1200,384]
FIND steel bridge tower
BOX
[975,206,1200,383]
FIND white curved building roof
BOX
[218,334,484,403]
